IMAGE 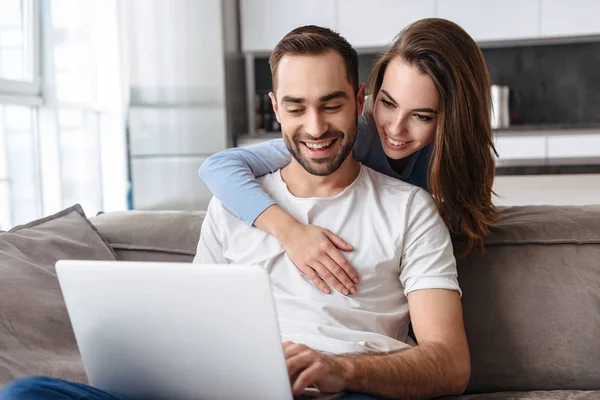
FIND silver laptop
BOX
[56,260,342,400]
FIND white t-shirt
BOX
[194,165,460,355]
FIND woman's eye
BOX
[379,98,394,108]
[414,113,433,121]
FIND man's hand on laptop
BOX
[278,222,359,296]
[284,341,347,396]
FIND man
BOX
[194,26,470,399]
[0,26,469,400]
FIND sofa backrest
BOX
[92,210,205,263]
[458,205,600,394]
[92,205,600,393]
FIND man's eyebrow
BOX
[280,91,349,105]
[281,96,304,104]
[319,91,349,103]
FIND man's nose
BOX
[305,110,328,139]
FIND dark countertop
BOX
[496,157,600,175]
[494,123,600,135]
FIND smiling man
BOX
[194,26,470,399]
[274,88,355,177]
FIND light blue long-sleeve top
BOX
[198,114,433,225]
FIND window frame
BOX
[0,0,42,103]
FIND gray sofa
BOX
[0,203,599,399]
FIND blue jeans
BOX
[0,376,382,399]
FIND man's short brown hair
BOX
[269,25,359,94]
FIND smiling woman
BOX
[198,18,498,294]
[362,18,498,256]
[371,61,438,172]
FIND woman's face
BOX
[374,57,438,160]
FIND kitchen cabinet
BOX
[494,135,547,164]
[547,133,600,159]
[240,0,600,54]
[336,0,436,49]
[240,0,336,53]
[540,0,600,37]
[436,0,540,42]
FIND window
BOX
[0,0,40,94]
[0,0,41,229]
[47,0,104,215]
[56,108,102,214]
[0,0,124,229]
[0,105,41,229]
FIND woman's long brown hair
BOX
[363,18,499,256]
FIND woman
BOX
[199,18,498,295]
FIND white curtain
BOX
[40,0,127,218]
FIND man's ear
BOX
[356,83,366,116]
[269,91,280,122]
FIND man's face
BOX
[270,51,364,176]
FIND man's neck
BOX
[280,157,362,198]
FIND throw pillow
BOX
[0,204,118,388]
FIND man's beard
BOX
[282,119,357,176]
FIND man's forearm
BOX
[335,341,470,400]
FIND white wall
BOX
[493,174,600,206]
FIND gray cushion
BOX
[458,205,600,394]
[0,204,118,387]
[484,205,600,245]
[91,210,205,262]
